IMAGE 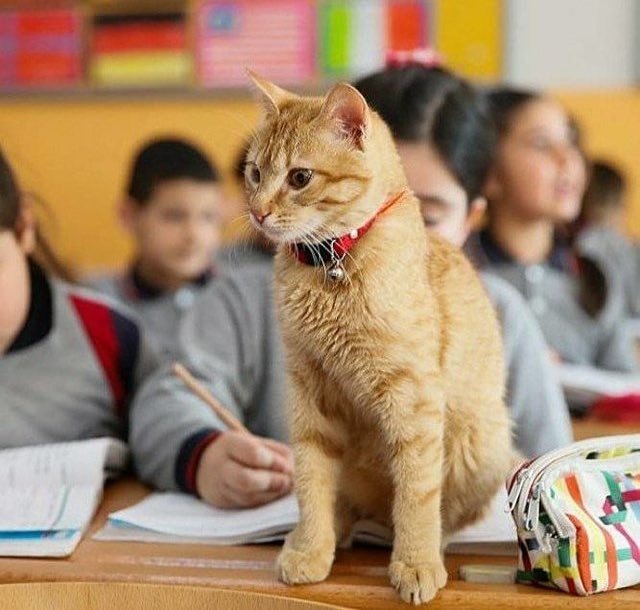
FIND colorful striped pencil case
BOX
[506,434,640,595]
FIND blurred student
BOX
[128,63,573,511]
[574,160,640,318]
[467,88,636,371]
[0,147,156,448]
[355,60,572,455]
[91,137,224,357]
[130,263,293,509]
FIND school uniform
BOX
[129,264,286,495]
[216,239,275,274]
[90,267,214,359]
[575,225,640,318]
[466,229,636,372]
[0,261,157,449]
[130,259,571,497]
[482,273,572,455]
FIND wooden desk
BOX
[0,478,639,608]
[572,416,640,440]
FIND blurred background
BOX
[0,0,638,273]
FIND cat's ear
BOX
[247,69,291,119]
[320,83,370,149]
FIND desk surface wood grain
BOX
[572,416,639,441]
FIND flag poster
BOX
[197,0,316,87]
[0,8,83,88]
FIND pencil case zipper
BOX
[506,434,640,550]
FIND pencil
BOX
[172,363,249,434]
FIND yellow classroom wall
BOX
[0,88,639,273]
[0,96,261,274]
[435,0,502,81]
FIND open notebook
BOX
[95,486,516,556]
[0,438,128,557]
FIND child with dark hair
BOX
[354,62,572,455]
[576,160,640,317]
[469,87,634,371]
[581,161,626,228]
[355,64,491,245]
[91,137,225,357]
[0,147,157,448]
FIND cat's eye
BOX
[287,168,313,190]
[422,216,439,227]
[248,166,261,184]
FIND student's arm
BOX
[595,320,638,372]
[630,243,640,317]
[482,273,573,456]
[128,267,293,506]
[130,321,161,386]
[572,245,638,372]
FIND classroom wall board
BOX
[505,0,637,88]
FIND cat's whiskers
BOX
[291,241,301,262]
[318,224,364,287]
[223,213,262,264]
[316,225,352,284]
[296,226,329,283]
[297,221,347,285]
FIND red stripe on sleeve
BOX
[70,295,125,412]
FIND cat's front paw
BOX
[276,545,334,585]
[389,559,447,605]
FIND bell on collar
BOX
[327,261,346,282]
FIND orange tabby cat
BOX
[245,72,513,605]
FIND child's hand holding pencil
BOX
[173,363,294,508]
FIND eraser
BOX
[459,564,517,584]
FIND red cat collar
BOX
[289,190,407,276]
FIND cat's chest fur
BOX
[273,223,436,410]
[276,244,419,349]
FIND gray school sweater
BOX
[130,261,572,494]
[129,265,287,494]
[0,270,157,448]
[466,230,636,372]
[216,240,275,274]
[481,274,572,454]
[575,226,640,318]
[89,271,214,360]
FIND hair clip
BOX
[385,48,444,70]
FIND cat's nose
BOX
[251,211,272,225]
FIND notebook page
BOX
[107,492,299,539]
[0,438,127,533]
[447,487,516,544]
[348,488,516,552]
[0,485,100,531]
[0,437,127,488]
[102,487,516,553]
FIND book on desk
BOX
[0,437,127,557]
[94,483,517,556]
